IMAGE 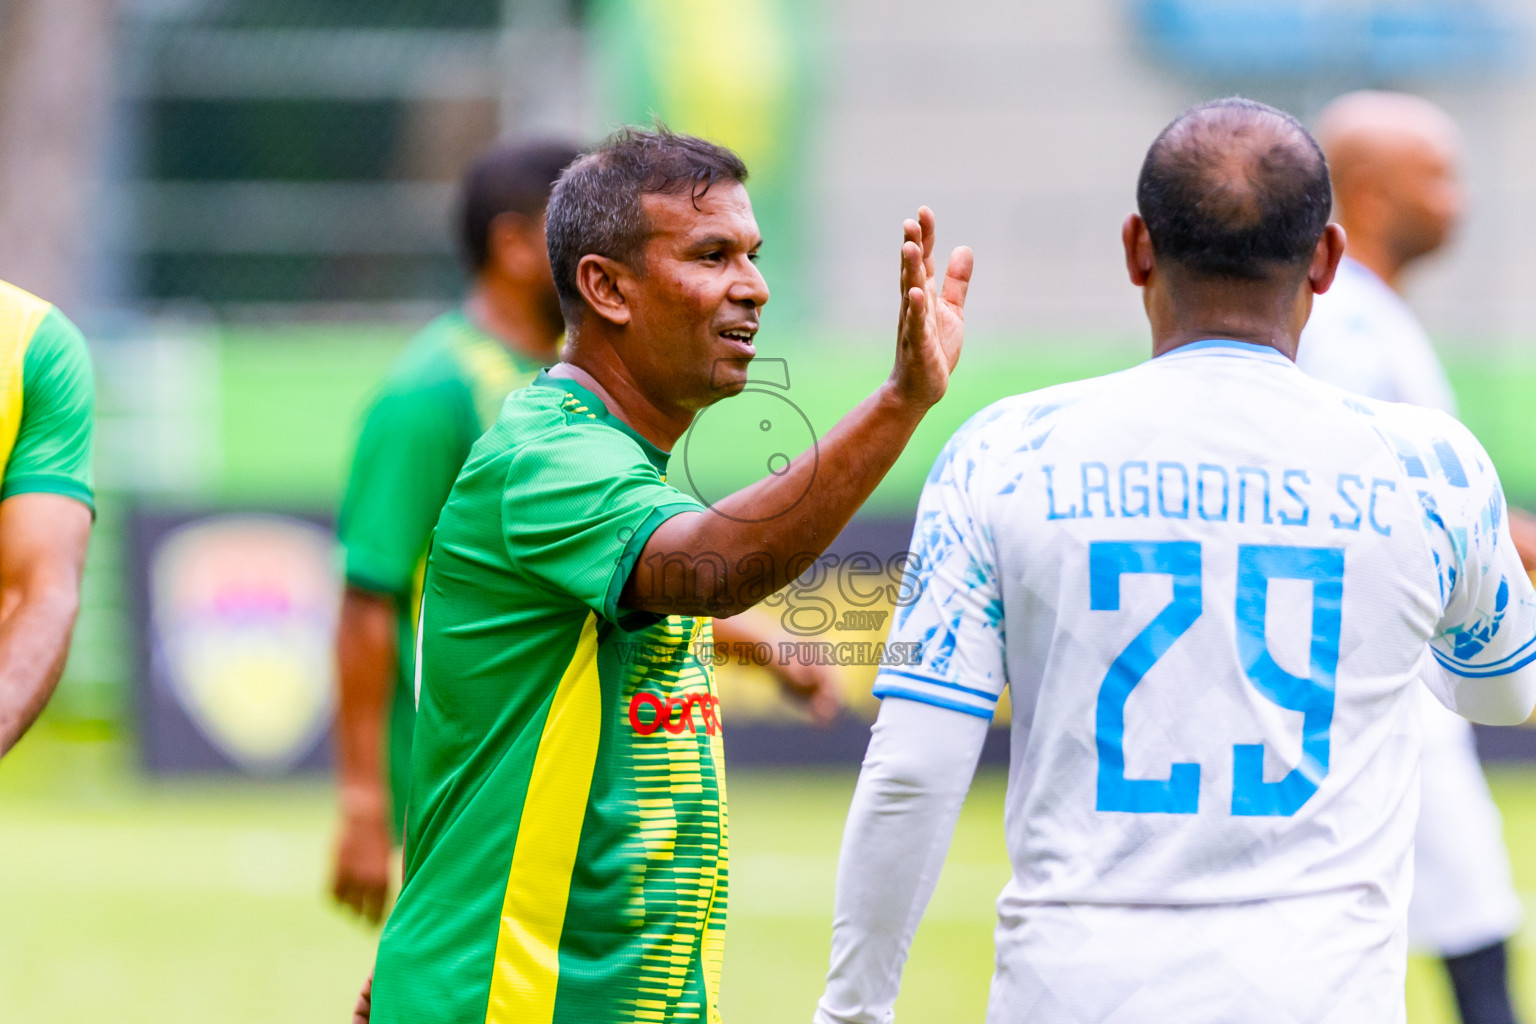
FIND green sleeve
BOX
[2,307,94,511]
[338,380,475,597]
[501,426,703,628]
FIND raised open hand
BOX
[890,207,973,409]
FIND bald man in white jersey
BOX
[814,98,1536,1024]
[1299,91,1535,1024]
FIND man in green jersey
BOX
[331,138,838,923]
[331,139,582,921]
[0,282,94,757]
[367,127,971,1023]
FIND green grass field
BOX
[2,728,1532,1023]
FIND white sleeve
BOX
[813,697,990,1024]
[815,429,1005,1023]
[1416,418,1536,725]
[872,432,1007,717]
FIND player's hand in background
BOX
[331,796,392,924]
[770,658,843,726]
[351,972,372,1024]
[1507,506,1536,573]
[713,612,844,724]
[889,206,973,410]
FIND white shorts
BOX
[985,892,1406,1024]
[1410,687,1522,956]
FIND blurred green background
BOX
[60,329,1536,727]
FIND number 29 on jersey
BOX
[1091,540,1344,818]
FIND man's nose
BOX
[729,259,770,308]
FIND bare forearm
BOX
[629,384,925,616]
[334,591,397,810]
[331,589,400,919]
[709,384,922,566]
[0,587,79,755]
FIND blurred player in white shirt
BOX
[814,99,1536,1024]
[1299,90,1536,1024]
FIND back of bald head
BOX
[1137,97,1332,283]
[1315,91,1460,193]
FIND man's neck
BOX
[464,279,562,365]
[1146,275,1306,361]
[547,346,694,452]
[1151,324,1298,361]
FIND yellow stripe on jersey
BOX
[0,280,53,473]
[700,619,727,1023]
[449,326,554,432]
[484,612,603,1024]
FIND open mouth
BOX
[718,327,757,355]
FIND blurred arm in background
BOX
[713,610,843,725]
[1506,508,1536,573]
[331,587,398,923]
[352,971,372,1024]
[327,359,455,926]
[0,493,90,756]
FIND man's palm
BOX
[894,206,973,408]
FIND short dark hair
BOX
[545,124,749,319]
[457,138,583,272]
[1137,98,1332,282]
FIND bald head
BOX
[1317,91,1460,179]
[1137,98,1332,282]
[1316,91,1463,275]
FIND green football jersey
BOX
[336,309,544,837]
[372,373,727,1024]
[0,281,93,511]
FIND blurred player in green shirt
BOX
[364,127,971,1024]
[331,139,582,921]
[0,282,94,757]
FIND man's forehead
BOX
[641,183,759,241]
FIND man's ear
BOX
[1123,214,1154,287]
[1309,223,1347,295]
[575,254,633,326]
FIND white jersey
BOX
[832,340,1536,1022]
[1299,256,1523,956]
